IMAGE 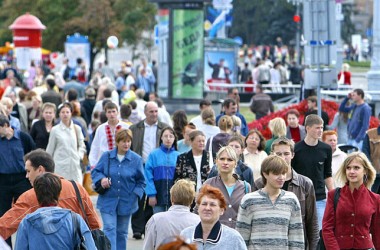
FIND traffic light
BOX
[293,15,301,23]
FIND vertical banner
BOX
[172,9,204,99]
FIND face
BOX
[25,160,44,186]
[42,107,55,122]
[198,195,224,224]
[161,129,175,148]
[216,151,236,175]
[225,103,237,116]
[306,124,323,140]
[246,132,260,150]
[117,138,132,154]
[191,135,205,152]
[307,100,315,110]
[345,159,366,186]
[145,103,158,125]
[287,114,299,128]
[228,141,243,156]
[351,91,361,103]
[105,108,119,123]
[324,134,337,152]
[59,107,72,123]
[264,171,286,189]
[229,89,239,100]
[272,145,294,166]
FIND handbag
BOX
[94,152,111,195]
[70,180,111,250]
[71,211,87,250]
[318,188,341,250]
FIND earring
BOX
[364,174,368,183]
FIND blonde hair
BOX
[335,152,376,189]
[170,179,196,206]
[218,115,233,132]
[201,107,216,126]
[216,146,238,162]
[261,155,289,186]
[268,117,286,137]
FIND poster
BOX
[204,49,236,83]
[172,9,204,99]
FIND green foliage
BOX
[347,61,371,68]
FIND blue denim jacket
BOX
[91,148,146,215]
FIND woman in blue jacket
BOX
[92,128,146,250]
[145,127,180,213]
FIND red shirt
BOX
[289,126,301,143]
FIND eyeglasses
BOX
[162,135,175,139]
[248,136,260,141]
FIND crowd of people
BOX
[0,56,379,250]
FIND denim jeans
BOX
[316,199,327,230]
[153,205,169,214]
[347,138,363,151]
[101,212,131,250]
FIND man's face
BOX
[324,134,337,152]
[219,60,224,66]
[229,89,239,101]
[145,103,158,125]
[106,108,119,123]
[351,91,362,103]
[307,100,315,110]
[25,160,44,186]
[306,123,323,140]
[272,145,294,165]
[287,114,299,128]
[225,103,237,116]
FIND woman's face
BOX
[59,107,71,124]
[161,129,175,148]
[198,195,224,225]
[228,141,243,156]
[117,138,132,154]
[216,151,236,175]
[191,135,205,152]
[42,107,55,123]
[345,159,366,186]
[246,132,260,150]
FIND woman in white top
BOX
[46,102,86,183]
[243,129,268,181]
[199,107,220,140]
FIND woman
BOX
[46,102,86,183]
[199,107,220,140]
[172,110,188,141]
[337,63,351,85]
[30,102,56,149]
[230,115,243,138]
[202,146,251,228]
[327,111,349,144]
[322,152,380,249]
[265,117,286,154]
[27,95,42,130]
[145,127,180,213]
[244,129,268,181]
[206,115,233,157]
[175,130,211,192]
[177,123,196,154]
[91,128,146,250]
[180,185,247,250]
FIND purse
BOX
[70,180,111,250]
[94,152,111,195]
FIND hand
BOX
[101,177,111,188]
[148,197,157,207]
[348,92,352,99]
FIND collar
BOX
[109,147,132,161]
[144,121,158,127]
[243,148,259,155]
[160,144,175,152]
[193,221,222,244]
[290,169,300,186]
[59,121,73,130]
[168,205,191,212]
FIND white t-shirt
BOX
[193,155,203,192]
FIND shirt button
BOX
[118,181,120,183]
[228,205,232,208]
[350,235,353,237]
[351,213,355,216]
[118,189,120,191]
[228,218,232,221]
[351,224,354,227]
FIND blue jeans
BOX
[101,212,131,250]
[153,205,169,214]
[347,138,363,151]
[316,199,327,230]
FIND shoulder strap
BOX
[71,211,85,247]
[334,187,341,211]
[70,180,90,226]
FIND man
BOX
[292,114,334,229]
[63,75,85,100]
[136,58,156,101]
[240,62,252,83]
[216,99,248,136]
[0,114,36,246]
[236,155,304,249]
[89,102,130,167]
[208,57,230,81]
[363,122,380,193]
[285,109,306,143]
[257,60,271,84]
[339,88,371,150]
[227,87,241,110]
[190,99,211,128]
[130,101,169,239]
[249,84,274,120]
[254,137,319,249]
[92,88,119,119]
[80,87,97,125]
[303,96,329,131]
[41,78,62,108]
[143,179,200,250]
[0,149,101,241]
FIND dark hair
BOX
[58,102,73,113]
[46,79,56,89]
[222,98,236,108]
[286,109,300,118]
[199,99,211,108]
[34,173,62,206]
[103,88,112,98]
[354,88,365,99]
[172,110,188,139]
[100,111,107,123]
[0,114,10,127]
[102,99,112,110]
[159,127,178,150]
[245,129,266,151]
[227,87,238,95]
[307,95,317,104]
[120,104,132,119]
[129,100,137,109]
[24,149,55,173]
[67,89,78,102]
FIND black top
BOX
[29,119,50,149]
[303,110,330,131]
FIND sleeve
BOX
[14,219,28,250]
[356,106,371,142]
[288,197,305,250]
[29,122,37,141]
[77,214,97,249]
[240,116,249,136]
[235,232,248,250]
[362,133,371,160]
[20,132,36,154]
[322,190,340,249]
[91,151,108,184]
[370,196,380,249]
[304,182,320,250]
[143,217,157,250]
[133,156,146,199]
[76,125,86,159]
[327,113,339,130]
[324,146,333,179]
[77,182,102,230]
[144,153,157,197]
[235,197,253,246]
[174,154,184,183]
[88,126,101,167]
[46,129,57,157]
[339,97,354,113]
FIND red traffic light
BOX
[293,15,301,23]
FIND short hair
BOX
[0,97,13,109]
[104,102,118,112]
[172,110,188,131]
[228,135,245,149]
[261,155,289,186]
[216,146,238,162]
[286,109,300,118]
[170,179,196,206]
[271,137,295,154]
[102,99,112,109]
[304,114,323,128]
[46,79,56,89]
[189,130,205,142]
[245,129,266,151]
[201,108,215,126]
[218,115,233,131]
[159,127,178,150]
[58,102,73,113]
[115,128,133,144]
[268,117,286,137]
[129,100,137,109]
[24,149,55,173]
[67,89,78,102]
[196,184,227,210]
[336,152,376,189]
[199,99,211,108]
[120,104,131,119]
[70,101,81,116]
[103,88,112,98]
[34,173,62,206]
[135,89,145,99]
[0,114,10,126]
[354,88,365,99]
[227,87,238,95]
[322,130,338,142]
[222,98,236,108]
[42,102,57,113]
[256,84,263,91]
[307,95,317,104]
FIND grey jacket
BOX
[286,125,306,143]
